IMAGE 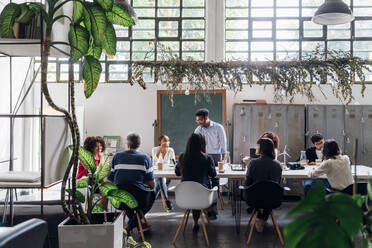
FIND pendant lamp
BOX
[312,0,354,25]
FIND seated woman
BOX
[245,138,282,233]
[152,134,176,211]
[309,139,354,191]
[258,132,280,159]
[175,133,216,232]
[77,136,105,179]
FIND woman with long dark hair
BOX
[258,132,280,159]
[175,133,216,231]
[309,139,354,191]
[245,138,282,232]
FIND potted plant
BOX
[0,0,142,247]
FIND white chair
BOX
[172,181,218,247]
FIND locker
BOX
[325,105,345,151]
[268,105,288,154]
[361,106,372,166]
[251,104,270,146]
[287,105,306,161]
[306,105,327,147]
[232,104,252,163]
[344,105,363,163]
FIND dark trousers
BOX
[304,179,331,195]
[257,208,271,221]
[118,184,155,229]
[208,154,222,214]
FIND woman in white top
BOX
[152,135,176,211]
[309,139,354,191]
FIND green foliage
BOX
[92,203,104,213]
[72,1,84,24]
[102,23,116,58]
[68,24,90,62]
[107,189,138,209]
[66,189,85,204]
[83,55,102,98]
[87,43,103,60]
[96,155,111,182]
[69,146,97,174]
[284,182,363,248]
[76,178,89,188]
[0,3,21,38]
[94,0,114,11]
[99,181,118,196]
[15,3,35,24]
[106,3,135,27]
[84,3,107,47]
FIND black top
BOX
[175,153,217,188]
[305,147,319,163]
[245,155,282,186]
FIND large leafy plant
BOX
[0,0,136,224]
[70,146,138,222]
[284,182,363,248]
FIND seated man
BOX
[303,133,331,194]
[106,133,155,232]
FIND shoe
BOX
[255,220,264,233]
[192,223,200,232]
[166,200,173,211]
[207,211,218,220]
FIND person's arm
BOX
[194,126,201,134]
[152,147,159,164]
[245,160,255,186]
[218,125,227,160]
[175,154,183,176]
[144,155,155,189]
[309,160,330,178]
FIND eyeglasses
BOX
[314,140,324,146]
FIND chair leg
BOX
[172,210,188,244]
[203,210,214,232]
[245,208,255,234]
[218,191,224,210]
[139,210,150,230]
[247,211,258,245]
[122,210,126,224]
[160,190,167,212]
[200,210,210,247]
[183,210,190,234]
[271,211,285,247]
[136,212,145,242]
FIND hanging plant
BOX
[130,43,372,104]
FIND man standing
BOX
[106,133,155,232]
[194,108,227,219]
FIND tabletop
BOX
[153,164,372,180]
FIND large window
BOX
[39,0,205,83]
[226,0,372,69]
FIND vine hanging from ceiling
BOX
[130,43,372,104]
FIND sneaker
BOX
[255,220,264,233]
[166,200,173,211]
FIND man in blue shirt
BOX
[107,133,155,231]
[194,108,227,219]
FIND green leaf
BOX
[72,0,84,24]
[15,3,35,24]
[96,155,111,182]
[106,3,135,27]
[99,181,118,196]
[77,178,89,188]
[287,181,326,217]
[134,242,152,248]
[84,3,107,46]
[92,203,104,213]
[108,189,138,209]
[352,194,366,208]
[66,189,85,203]
[83,55,102,98]
[0,3,21,38]
[28,3,42,15]
[367,179,372,200]
[94,0,114,11]
[87,43,103,60]
[102,22,117,58]
[126,236,137,246]
[68,24,90,62]
[69,146,97,174]
[284,213,319,248]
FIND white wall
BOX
[47,82,372,156]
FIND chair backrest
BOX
[174,181,217,210]
[243,181,284,210]
[0,218,48,248]
[341,183,367,195]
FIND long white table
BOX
[154,164,372,180]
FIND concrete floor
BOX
[133,196,295,248]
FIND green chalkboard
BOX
[157,90,226,156]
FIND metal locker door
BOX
[232,104,252,163]
[326,105,345,151]
[268,105,288,162]
[306,105,326,147]
[251,104,270,146]
[361,106,372,166]
[287,105,305,162]
[344,105,363,162]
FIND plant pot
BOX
[58,212,123,248]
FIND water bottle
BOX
[300,151,307,165]
[225,151,231,164]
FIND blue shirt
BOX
[107,150,154,191]
[194,120,227,155]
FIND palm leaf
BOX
[0,3,21,38]
[87,43,103,60]
[99,181,118,196]
[68,24,90,62]
[72,0,84,24]
[84,3,107,47]
[106,3,134,27]
[77,178,89,188]
[94,0,114,11]
[83,55,102,98]
[102,22,116,58]
[66,189,85,204]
